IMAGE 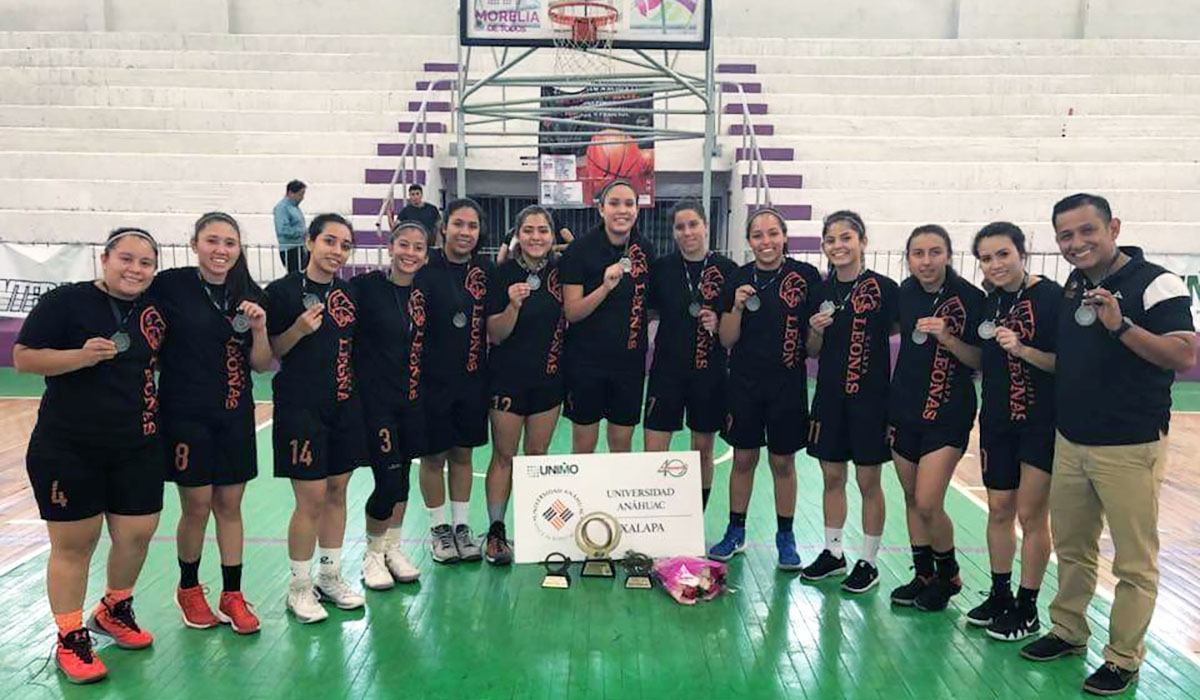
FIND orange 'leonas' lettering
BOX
[845,315,869,395]
[223,338,246,410]
[1006,298,1038,421]
[335,337,353,401]
[922,296,968,421]
[546,269,565,376]
[407,289,427,402]
[782,314,800,369]
[627,245,649,351]
[467,302,485,373]
[141,364,158,436]
[693,264,726,370]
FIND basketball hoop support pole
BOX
[701,45,714,210]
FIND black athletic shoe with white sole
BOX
[840,560,879,594]
[801,550,847,581]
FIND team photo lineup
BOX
[14,172,1198,695]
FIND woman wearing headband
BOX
[151,213,270,634]
[266,213,367,623]
[888,225,984,613]
[408,198,498,565]
[14,227,165,684]
[802,211,899,594]
[559,179,653,454]
[710,208,822,570]
[352,222,429,589]
[481,205,567,565]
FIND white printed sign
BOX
[512,450,704,564]
[0,243,95,317]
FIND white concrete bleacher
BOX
[0,31,1198,262]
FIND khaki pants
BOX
[1048,431,1168,670]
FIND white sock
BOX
[862,534,882,566]
[825,528,844,558]
[427,505,446,529]
[451,500,471,528]
[318,547,341,577]
[366,534,386,553]
[289,559,311,584]
[385,527,403,548]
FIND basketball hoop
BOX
[549,1,619,46]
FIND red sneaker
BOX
[55,629,107,684]
[216,591,261,635]
[175,586,220,629]
[88,596,153,649]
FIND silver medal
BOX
[819,300,837,316]
[688,301,702,318]
[231,313,251,333]
[111,331,131,353]
[452,311,468,328]
[526,273,542,291]
[978,320,997,340]
[911,329,929,345]
[620,257,632,274]
[1074,304,1098,327]
[745,294,761,312]
[302,293,322,310]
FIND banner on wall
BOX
[1146,254,1200,328]
[538,85,655,208]
[0,243,95,318]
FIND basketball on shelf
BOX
[586,129,647,180]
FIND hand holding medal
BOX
[293,303,324,336]
[602,261,625,291]
[913,316,950,345]
[508,282,532,309]
[697,307,718,334]
[233,300,266,334]
[994,326,1025,358]
[734,284,758,312]
[809,302,836,335]
[1078,287,1122,331]
[80,336,120,367]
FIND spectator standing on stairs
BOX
[396,184,441,238]
[274,180,308,275]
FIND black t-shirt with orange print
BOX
[812,269,900,406]
[719,257,823,379]
[979,278,1063,430]
[265,271,358,409]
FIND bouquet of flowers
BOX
[652,557,727,605]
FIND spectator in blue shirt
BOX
[274,180,308,274]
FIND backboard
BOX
[460,0,712,50]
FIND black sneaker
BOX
[913,574,963,612]
[890,573,933,606]
[966,589,1014,627]
[986,605,1041,642]
[1083,662,1139,696]
[801,549,847,581]
[840,560,879,594]
[484,521,513,566]
[1020,633,1087,662]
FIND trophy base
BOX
[580,557,616,578]
[541,574,571,589]
[624,574,653,590]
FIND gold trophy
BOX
[541,552,572,589]
[574,511,621,578]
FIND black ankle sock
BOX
[992,571,1013,594]
[933,548,959,579]
[701,488,711,510]
[221,564,243,593]
[179,558,200,589]
[1017,586,1039,609]
[912,545,935,577]
[729,511,747,528]
[776,515,794,533]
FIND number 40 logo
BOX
[657,459,688,478]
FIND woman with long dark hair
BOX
[153,212,271,634]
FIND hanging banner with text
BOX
[512,451,704,564]
[0,243,95,318]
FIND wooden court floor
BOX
[1,371,1200,699]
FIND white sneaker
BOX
[315,572,366,610]
[361,551,395,591]
[286,581,328,624]
[384,546,421,583]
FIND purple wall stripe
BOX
[741,174,803,189]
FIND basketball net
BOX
[549,1,617,78]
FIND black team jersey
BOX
[407,249,497,403]
[889,268,985,430]
[979,278,1063,430]
[351,270,415,408]
[812,269,900,405]
[265,272,358,409]
[719,258,823,378]
[486,257,566,387]
[558,226,653,374]
[648,251,738,375]
[17,281,166,444]
[151,267,258,420]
